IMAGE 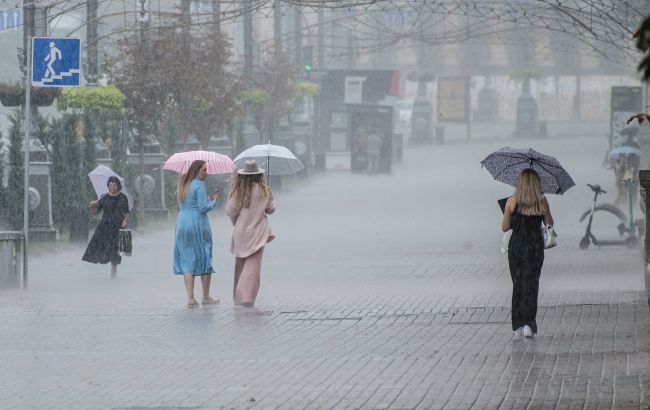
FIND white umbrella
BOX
[234,143,305,175]
[88,165,134,210]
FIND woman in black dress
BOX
[501,169,554,338]
[82,176,130,278]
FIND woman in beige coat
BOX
[225,160,275,307]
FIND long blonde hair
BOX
[228,173,270,209]
[513,168,546,216]
[176,160,205,203]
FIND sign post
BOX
[31,37,81,87]
[23,37,80,288]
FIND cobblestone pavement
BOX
[1,135,649,409]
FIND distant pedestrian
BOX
[226,160,275,308]
[366,129,382,174]
[82,176,130,278]
[173,160,220,308]
[501,169,554,338]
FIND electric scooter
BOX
[579,181,638,249]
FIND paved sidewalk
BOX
[1,135,649,409]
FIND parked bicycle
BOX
[579,181,639,249]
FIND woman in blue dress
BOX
[173,160,220,307]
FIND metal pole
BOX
[23,37,32,290]
[294,4,302,75]
[317,7,324,67]
[213,0,220,32]
[86,0,98,85]
[243,0,253,82]
[274,0,282,61]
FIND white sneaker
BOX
[523,325,533,338]
[514,326,523,337]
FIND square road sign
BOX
[32,37,81,87]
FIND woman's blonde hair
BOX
[513,168,546,216]
[228,173,270,209]
[176,160,205,203]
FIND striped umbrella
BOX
[161,150,236,175]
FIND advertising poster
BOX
[437,77,470,122]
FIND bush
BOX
[57,85,125,111]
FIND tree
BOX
[241,87,271,141]
[636,18,650,82]
[6,111,23,230]
[109,23,243,152]
[50,114,84,229]
[242,55,296,143]
[164,25,244,149]
[621,19,650,126]
[82,133,96,199]
[57,86,127,176]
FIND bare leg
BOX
[183,273,197,305]
[233,257,245,300]
[201,273,218,304]
[110,263,117,278]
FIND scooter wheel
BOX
[626,236,639,249]
[579,236,590,250]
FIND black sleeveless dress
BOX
[507,209,544,333]
[82,193,129,265]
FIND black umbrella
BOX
[481,147,575,194]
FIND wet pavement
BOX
[1,133,649,409]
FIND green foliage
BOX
[242,56,295,143]
[6,111,23,229]
[50,114,83,229]
[57,85,125,111]
[58,86,127,176]
[241,88,271,105]
[109,25,243,150]
[293,81,320,98]
[82,135,96,200]
[109,119,128,177]
[32,113,49,148]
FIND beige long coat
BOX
[225,184,275,258]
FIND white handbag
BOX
[501,230,512,253]
[542,225,557,249]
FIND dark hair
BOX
[107,176,122,191]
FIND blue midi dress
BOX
[173,179,217,276]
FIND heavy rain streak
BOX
[0,1,650,408]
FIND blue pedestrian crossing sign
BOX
[31,37,81,87]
